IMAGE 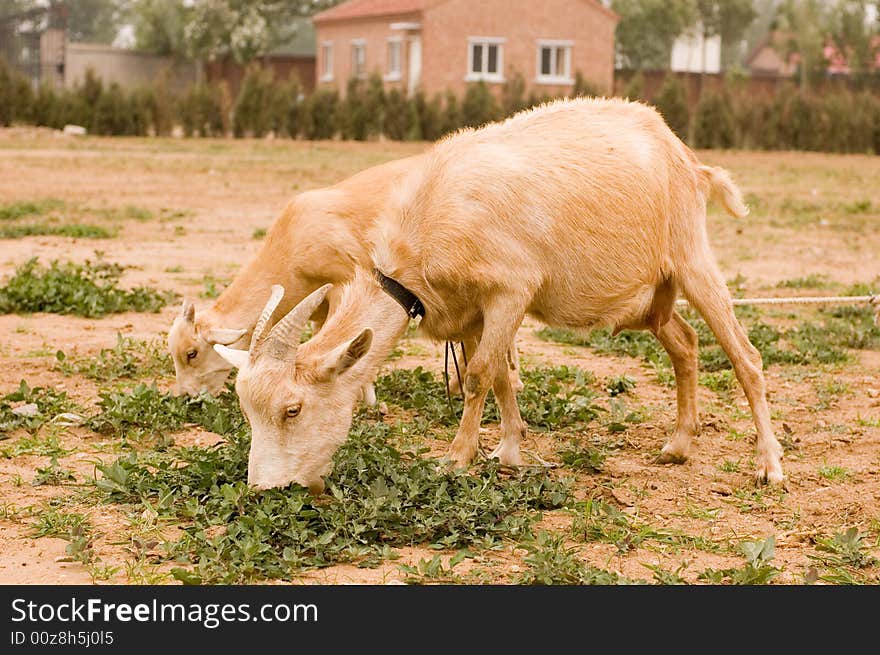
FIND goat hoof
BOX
[657,447,687,465]
[488,444,523,467]
[754,460,785,486]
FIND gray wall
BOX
[65,43,197,92]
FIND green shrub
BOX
[383,87,410,140]
[462,81,499,128]
[178,83,225,137]
[502,71,528,115]
[0,57,34,125]
[233,66,277,138]
[409,90,445,141]
[273,77,302,138]
[92,82,136,136]
[653,74,689,141]
[622,71,644,101]
[440,90,462,136]
[693,90,736,149]
[300,88,339,139]
[571,71,601,98]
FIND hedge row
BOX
[3,57,880,153]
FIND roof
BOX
[270,17,316,57]
[312,0,434,23]
[313,0,617,24]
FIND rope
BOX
[675,294,876,307]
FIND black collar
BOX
[374,269,425,319]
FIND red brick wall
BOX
[314,13,420,94]
[422,0,617,97]
[204,56,316,97]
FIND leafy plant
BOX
[573,500,719,554]
[55,334,172,382]
[91,405,569,583]
[0,258,174,318]
[0,380,80,435]
[698,536,781,585]
[556,441,608,473]
[513,531,630,585]
[32,457,77,486]
[376,365,599,433]
[398,550,470,584]
[606,374,636,397]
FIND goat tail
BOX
[698,165,749,218]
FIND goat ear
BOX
[204,327,247,346]
[320,328,373,380]
[213,344,249,370]
[181,299,195,324]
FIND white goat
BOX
[215,97,785,492]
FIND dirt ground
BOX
[0,130,878,585]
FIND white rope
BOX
[675,294,876,307]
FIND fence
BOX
[0,3,67,88]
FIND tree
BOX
[183,0,344,64]
[131,0,189,57]
[612,0,696,70]
[776,0,830,89]
[0,1,34,17]
[824,0,880,74]
[693,0,756,78]
[66,0,129,44]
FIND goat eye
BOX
[285,404,301,419]
[186,349,198,360]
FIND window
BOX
[386,37,402,80]
[536,41,573,84]
[466,37,505,82]
[320,42,334,81]
[351,40,366,79]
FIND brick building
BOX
[312,0,618,97]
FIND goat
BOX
[167,154,425,400]
[215,97,784,492]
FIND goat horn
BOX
[265,284,332,360]
[250,285,285,353]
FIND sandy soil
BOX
[0,133,878,585]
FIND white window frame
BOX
[385,36,402,81]
[350,39,366,79]
[320,41,334,82]
[465,36,505,83]
[536,39,574,85]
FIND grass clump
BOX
[92,405,569,583]
[55,334,172,382]
[0,258,175,317]
[0,198,64,220]
[0,223,113,239]
[29,508,94,564]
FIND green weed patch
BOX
[0,258,175,317]
[91,405,570,583]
